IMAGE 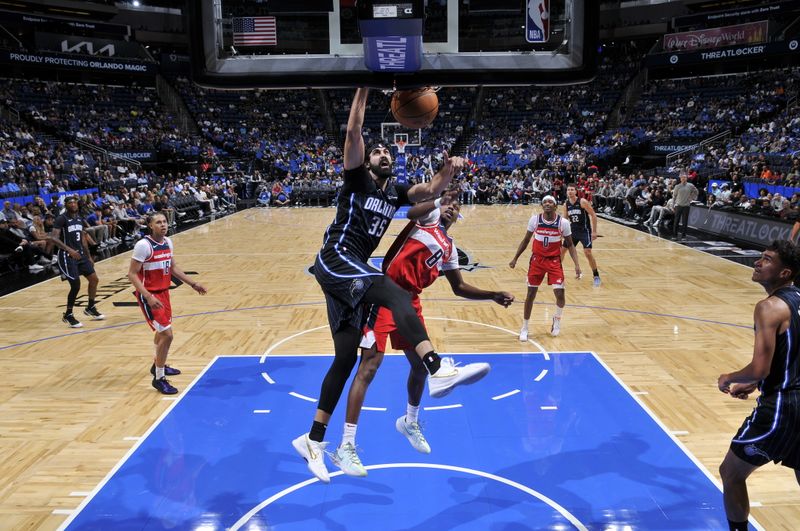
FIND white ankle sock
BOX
[555,306,564,319]
[522,319,529,329]
[155,366,165,379]
[342,422,357,446]
[406,404,420,424]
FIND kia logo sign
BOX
[61,40,116,57]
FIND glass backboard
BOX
[189,0,598,88]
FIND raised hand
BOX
[441,150,464,179]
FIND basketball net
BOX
[395,140,407,154]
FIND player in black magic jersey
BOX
[49,196,104,327]
[293,88,491,483]
[718,240,800,531]
[562,184,601,287]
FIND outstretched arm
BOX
[343,88,370,171]
[444,269,514,306]
[405,189,458,220]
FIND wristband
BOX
[433,198,442,209]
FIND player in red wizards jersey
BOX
[509,195,581,340]
[127,212,207,394]
[327,198,515,477]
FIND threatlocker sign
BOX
[688,206,792,246]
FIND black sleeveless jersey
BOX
[53,213,87,255]
[320,166,411,263]
[566,198,590,231]
[762,286,800,395]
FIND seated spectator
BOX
[100,205,121,243]
[194,186,214,214]
[273,191,291,207]
[112,201,140,240]
[771,193,790,217]
[718,183,733,206]
[0,218,46,273]
[85,207,110,248]
[137,198,155,216]
[271,180,284,199]
[644,197,675,230]
[154,194,175,227]
[27,215,55,260]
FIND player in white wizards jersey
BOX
[510,195,581,340]
[127,212,207,395]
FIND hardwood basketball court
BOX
[0,205,796,530]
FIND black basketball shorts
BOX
[730,391,800,469]
[571,228,593,249]
[313,250,383,334]
[57,251,95,280]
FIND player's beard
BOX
[369,162,393,180]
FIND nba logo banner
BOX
[526,0,550,43]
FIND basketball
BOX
[390,88,439,129]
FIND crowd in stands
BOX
[622,70,796,142]
[469,43,648,178]
[2,79,180,152]
[0,149,241,274]
[4,54,800,277]
[173,77,337,178]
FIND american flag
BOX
[232,17,277,46]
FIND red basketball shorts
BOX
[527,255,565,287]
[135,290,172,332]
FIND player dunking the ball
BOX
[327,199,515,476]
[293,88,491,483]
[127,212,207,395]
[717,240,800,531]
[509,195,581,339]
